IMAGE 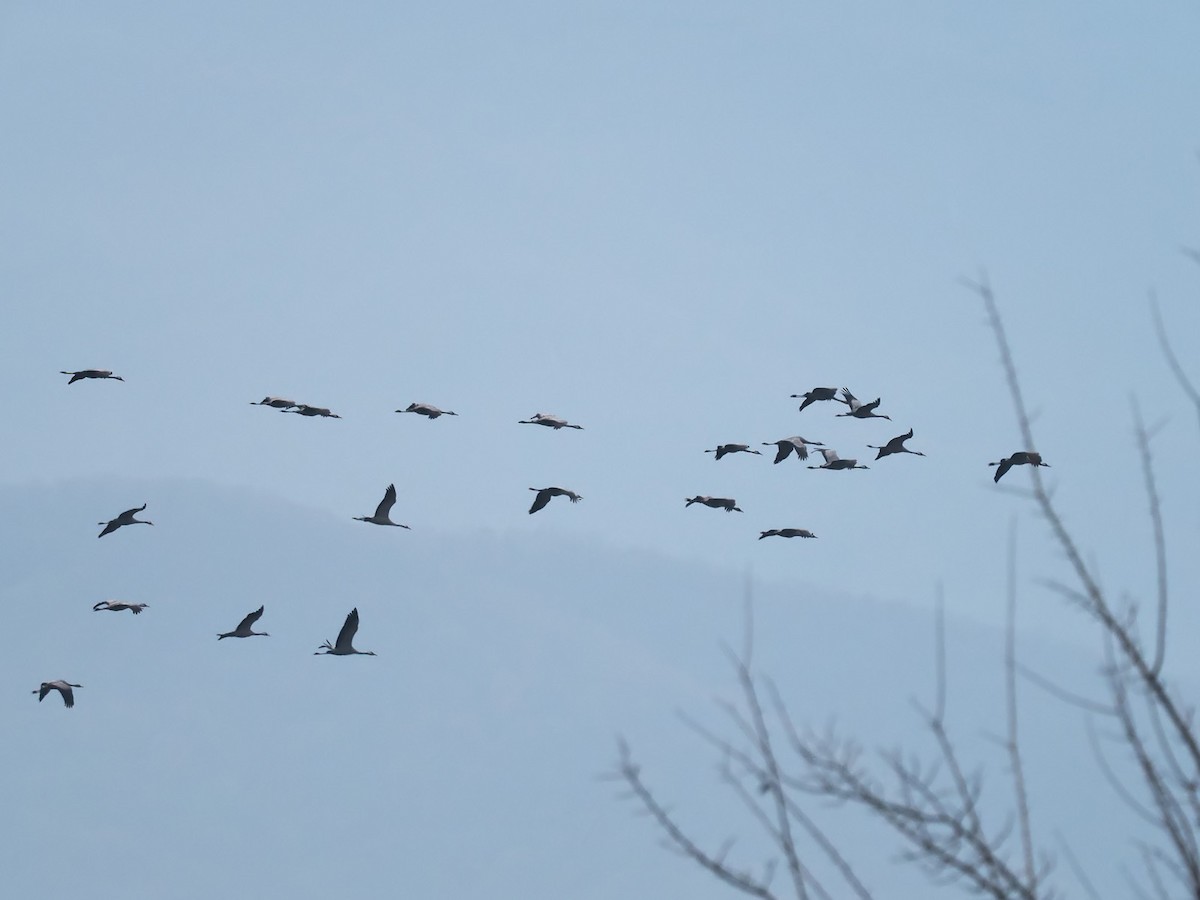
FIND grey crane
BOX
[315,608,376,656]
[218,606,269,640]
[33,680,82,708]
[93,600,148,615]
[396,402,458,419]
[98,503,153,538]
[762,436,825,464]
[790,387,839,413]
[287,404,341,418]
[685,496,742,512]
[250,396,298,409]
[808,448,869,470]
[61,369,123,384]
[868,429,926,460]
[835,388,891,421]
[759,528,818,540]
[518,413,583,430]
[705,443,762,460]
[353,484,410,528]
[989,451,1050,483]
[529,486,583,514]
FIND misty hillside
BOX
[1,478,1150,899]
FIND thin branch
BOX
[1005,519,1037,893]
[733,649,809,900]
[934,584,947,725]
[1017,663,1114,716]
[1055,832,1102,900]
[1149,290,1200,435]
[1084,713,1163,830]
[1131,397,1169,677]
[612,738,779,900]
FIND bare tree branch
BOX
[1149,290,1200,435]
[612,737,780,900]
[1130,397,1169,677]
[1055,832,1102,900]
[1005,519,1037,894]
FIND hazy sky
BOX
[3,2,1199,897]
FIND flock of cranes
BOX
[34,371,1050,708]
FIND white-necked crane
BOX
[868,429,925,460]
[759,528,817,540]
[315,608,376,656]
[93,600,148,614]
[218,606,269,640]
[33,681,82,708]
[808,448,869,470]
[251,396,297,409]
[705,443,762,460]
[762,436,825,463]
[529,487,582,514]
[685,496,742,512]
[61,369,123,384]
[790,387,839,412]
[396,402,457,419]
[835,388,891,421]
[518,413,583,430]
[989,451,1050,483]
[98,503,153,538]
[353,484,410,528]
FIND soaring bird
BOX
[528,487,583,514]
[868,429,926,460]
[353,484,410,528]
[218,606,269,640]
[790,387,839,413]
[92,600,148,614]
[33,681,82,708]
[315,608,376,656]
[989,451,1050,483]
[98,503,153,538]
[396,402,457,419]
[61,369,123,384]
[685,496,742,512]
[835,388,891,421]
[287,404,341,418]
[518,413,583,430]
[759,529,817,540]
[250,396,297,409]
[762,436,825,464]
[705,443,762,460]
[808,448,869,471]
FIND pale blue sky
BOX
[3,2,1199,897]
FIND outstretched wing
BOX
[772,443,792,464]
[237,606,265,631]
[374,484,397,519]
[335,608,360,650]
[529,489,552,515]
